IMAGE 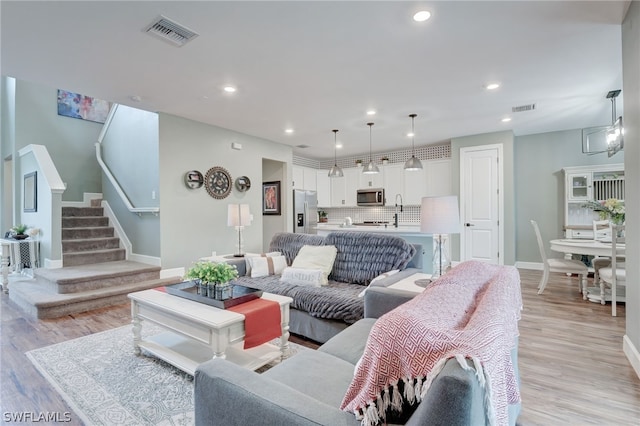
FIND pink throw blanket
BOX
[340,261,522,426]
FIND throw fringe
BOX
[414,375,423,401]
[391,380,403,412]
[404,377,416,404]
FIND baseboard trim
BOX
[101,201,132,259]
[129,253,161,267]
[515,261,543,270]
[623,335,640,380]
[161,267,184,279]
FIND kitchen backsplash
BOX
[320,206,421,225]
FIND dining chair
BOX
[598,224,626,316]
[530,220,588,295]
[591,220,625,286]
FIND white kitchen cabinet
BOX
[383,164,404,205]
[316,170,331,207]
[292,165,317,191]
[292,166,304,190]
[303,167,317,191]
[343,168,360,206]
[331,174,347,207]
[403,168,426,205]
[359,167,384,189]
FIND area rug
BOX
[27,324,305,425]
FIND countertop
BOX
[315,223,424,235]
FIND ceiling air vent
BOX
[144,15,199,47]
[512,103,536,113]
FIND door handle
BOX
[465,223,475,227]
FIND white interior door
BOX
[460,145,503,264]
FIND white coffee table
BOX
[128,289,292,375]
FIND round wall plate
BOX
[235,176,251,192]
[204,166,232,199]
[184,170,203,189]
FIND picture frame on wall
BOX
[57,89,111,124]
[24,171,37,213]
[262,181,281,215]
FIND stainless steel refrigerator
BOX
[293,190,318,234]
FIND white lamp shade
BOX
[420,196,461,234]
[227,204,251,227]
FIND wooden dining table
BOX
[549,238,625,303]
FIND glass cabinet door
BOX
[568,173,591,200]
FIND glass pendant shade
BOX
[328,129,344,178]
[404,114,423,171]
[363,122,379,174]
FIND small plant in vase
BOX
[355,159,363,167]
[318,210,328,223]
[10,224,29,240]
[184,261,238,300]
[380,156,389,165]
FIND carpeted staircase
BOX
[9,203,182,319]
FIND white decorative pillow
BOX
[358,270,400,297]
[291,245,338,281]
[280,267,326,287]
[245,251,281,275]
[248,255,287,278]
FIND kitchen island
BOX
[314,223,434,273]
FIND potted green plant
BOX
[318,210,328,223]
[184,261,238,300]
[10,224,29,240]
[355,159,363,167]
[380,156,389,165]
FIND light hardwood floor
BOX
[1,269,639,425]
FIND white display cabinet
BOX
[563,164,624,239]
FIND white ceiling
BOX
[0,1,630,159]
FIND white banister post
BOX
[1,242,9,293]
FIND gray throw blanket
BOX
[234,275,364,324]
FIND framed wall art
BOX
[57,89,111,124]
[262,181,281,215]
[24,171,37,212]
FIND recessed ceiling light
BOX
[366,110,376,116]
[413,11,431,22]
[485,83,500,90]
[223,86,237,93]
[285,128,294,134]
[501,117,512,122]
[407,132,415,138]
[336,142,343,149]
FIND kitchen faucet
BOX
[394,194,403,228]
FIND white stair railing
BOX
[96,104,159,216]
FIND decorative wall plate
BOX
[235,176,251,192]
[204,166,232,199]
[184,170,204,189]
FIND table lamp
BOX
[420,195,461,280]
[227,204,252,257]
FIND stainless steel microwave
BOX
[357,188,385,206]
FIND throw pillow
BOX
[291,245,338,281]
[280,267,326,287]
[245,251,281,275]
[248,255,287,278]
[358,269,400,297]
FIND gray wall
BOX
[14,80,102,201]
[515,129,624,263]
[262,159,288,251]
[451,131,516,265]
[1,76,16,233]
[158,113,292,270]
[622,0,639,372]
[101,105,161,257]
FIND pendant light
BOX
[404,113,423,171]
[328,129,344,178]
[363,122,380,174]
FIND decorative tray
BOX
[165,281,263,309]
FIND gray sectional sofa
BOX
[194,261,522,426]
[232,231,423,343]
